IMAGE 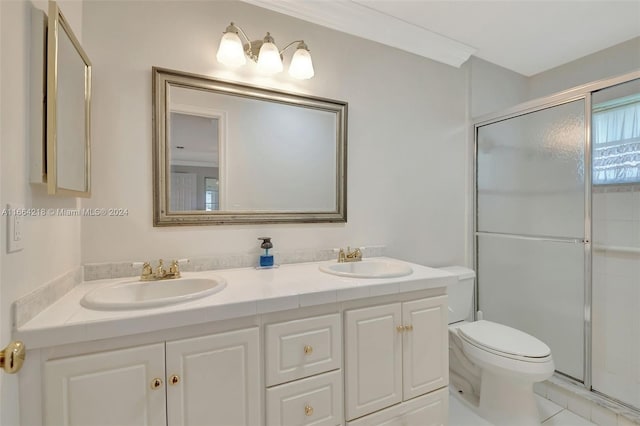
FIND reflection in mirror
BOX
[169,112,220,211]
[153,67,347,226]
[56,21,87,191]
[47,0,91,196]
[205,177,219,211]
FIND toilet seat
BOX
[457,320,551,363]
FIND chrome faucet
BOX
[338,247,362,263]
[140,259,182,281]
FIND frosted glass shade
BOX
[216,32,246,68]
[257,42,283,74]
[288,47,314,79]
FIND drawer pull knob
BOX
[304,404,314,416]
[0,341,25,374]
[396,325,405,333]
[150,378,163,390]
[303,345,313,355]
[170,375,180,385]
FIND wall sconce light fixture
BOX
[216,22,315,80]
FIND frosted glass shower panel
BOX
[477,100,585,238]
[478,234,585,380]
[591,78,640,409]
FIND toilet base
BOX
[478,369,541,426]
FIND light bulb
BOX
[216,26,246,68]
[256,33,283,74]
[288,43,314,79]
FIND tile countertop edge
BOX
[15,258,455,349]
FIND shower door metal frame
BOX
[472,70,640,393]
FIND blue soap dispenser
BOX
[258,237,274,268]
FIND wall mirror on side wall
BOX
[45,0,92,196]
[152,67,348,226]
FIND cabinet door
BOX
[402,296,448,400]
[166,327,261,426]
[345,303,402,421]
[44,343,166,426]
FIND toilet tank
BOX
[441,266,475,324]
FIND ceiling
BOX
[242,0,640,76]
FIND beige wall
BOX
[80,0,469,267]
[529,36,640,100]
[469,57,529,119]
[469,37,640,120]
[0,1,83,424]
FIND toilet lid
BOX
[458,320,551,359]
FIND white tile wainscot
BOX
[15,258,454,426]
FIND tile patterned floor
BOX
[450,388,597,426]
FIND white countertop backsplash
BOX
[15,257,454,349]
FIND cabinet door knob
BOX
[169,374,180,385]
[396,325,405,333]
[150,378,163,389]
[303,345,313,355]
[0,341,25,374]
[405,324,414,331]
[304,404,314,416]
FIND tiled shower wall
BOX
[592,186,640,410]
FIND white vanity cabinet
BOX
[344,296,448,423]
[43,327,260,426]
[21,263,453,426]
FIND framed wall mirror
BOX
[152,67,348,226]
[46,0,91,196]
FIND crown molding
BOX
[240,0,476,68]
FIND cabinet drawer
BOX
[266,313,341,386]
[266,370,342,426]
[346,387,448,426]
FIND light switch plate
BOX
[7,203,24,253]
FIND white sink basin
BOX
[319,260,413,278]
[81,276,227,310]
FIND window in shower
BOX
[593,94,640,185]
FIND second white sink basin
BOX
[81,276,227,310]
[319,259,413,278]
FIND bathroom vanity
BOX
[15,258,453,426]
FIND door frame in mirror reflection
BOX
[169,104,227,210]
[152,67,348,226]
[46,0,91,196]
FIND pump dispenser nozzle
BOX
[258,237,274,267]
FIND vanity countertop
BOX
[15,257,454,349]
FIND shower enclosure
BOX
[474,72,640,411]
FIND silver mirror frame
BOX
[46,0,92,197]
[152,67,348,226]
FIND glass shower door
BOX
[591,78,640,408]
[476,99,587,381]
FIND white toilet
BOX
[443,266,555,426]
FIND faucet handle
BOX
[169,260,181,278]
[140,262,153,280]
[337,248,346,263]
